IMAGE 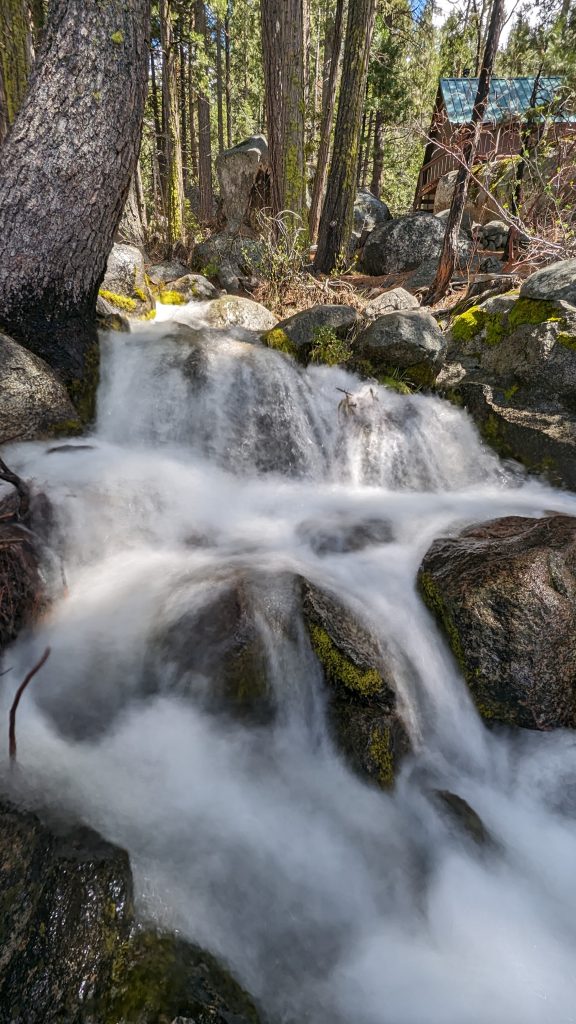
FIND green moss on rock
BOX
[158,290,186,305]
[99,289,138,313]
[508,297,563,329]
[309,623,382,697]
[262,327,298,358]
[451,305,487,343]
[368,725,395,787]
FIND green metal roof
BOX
[439,76,572,124]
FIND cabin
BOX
[414,76,572,212]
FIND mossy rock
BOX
[0,799,261,1024]
[100,244,154,318]
[301,579,410,787]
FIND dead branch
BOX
[0,457,30,519]
[9,647,50,762]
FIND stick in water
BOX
[9,647,51,762]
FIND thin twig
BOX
[9,647,50,762]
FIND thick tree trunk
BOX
[195,0,214,224]
[0,0,150,413]
[180,35,188,193]
[216,15,225,153]
[370,108,384,200]
[225,2,232,147]
[150,43,167,197]
[308,0,345,242]
[314,0,377,273]
[424,0,505,305]
[0,0,34,143]
[160,0,184,249]
[260,0,308,219]
[116,164,148,249]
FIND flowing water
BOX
[3,307,576,1023]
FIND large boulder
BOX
[358,212,471,277]
[418,515,576,730]
[352,188,391,248]
[301,580,410,787]
[0,799,260,1024]
[263,304,360,362]
[100,243,154,317]
[216,135,270,234]
[203,296,277,332]
[363,287,419,320]
[439,280,576,487]
[356,309,447,386]
[0,332,81,444]
[520,258,576,306]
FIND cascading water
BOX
[3,307,576,1023]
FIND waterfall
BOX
[3,311,576,1024]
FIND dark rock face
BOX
[0,332,81,444]
[359,213,471,277]
[301,580,410,787]
[418,515,576,730]
[356,309,447,387]
[0,799,261,1024]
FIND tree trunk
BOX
[0,0,150,413]
[370,108,384,200]
[188,11,198,184]
[116,163,148,249]
[180,34,188,193]
[160,0,184,249]
[150,43,166,194]
[510,64,543,218]
[225,1,232,147]
[0,0,34,143]
[360,107,374,186]
[308,0,345,242]
[195,0,214,224]
[424,0,505,306]
[260,0,308,219]
[216,15,225,153]
[314,0,377,273]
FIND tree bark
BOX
[216,15,225,153]
[314,0,377,273]
[160,0,184,249]
[370,108,384,200]
[224,1,232,147]
[510,64,543,218]
[195,0,214,224]
[0,0,150,413]
[0,0,34,143]
[260,0,308,219]
[308,0,345,243]
[424,0,505,305]
[116,163,148,249]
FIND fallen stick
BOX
[9,647,50,762]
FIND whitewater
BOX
[3,306,576,1024]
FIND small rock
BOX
[363,287,419,320]
[168,273,219,301]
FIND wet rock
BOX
[418,514,576,730]
[433,790,494,847]
[96,293,130,332]
[100,243,154,317]
[263,304,359,362]
[519,257,576,306]
[203,295,277,332]
[359,212,471,277]
[0,798,261,1024]
[0,469,48,656]
[0,332,81,445]
[301,581,410,787]
[356,309,446,387]
[298,515,393,555]
[363,287,419,321]
[165,274,219,302]
[216,134,270,234]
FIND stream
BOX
[3,305,576,1023]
